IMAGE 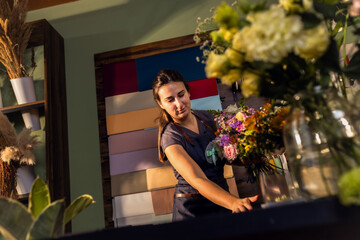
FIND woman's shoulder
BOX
[161,123,184,149]
[161,123,183,141]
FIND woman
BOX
[152,69,258,221]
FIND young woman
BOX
[152,69,258,221]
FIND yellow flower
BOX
[302,0,314,11]
[279,0,313,14]
[279,0,302,14]
[205,52,230,78]
[219,27,239,43]
[232,31,242,52]
[294,22,330,60]
[225,48,243,67]
[210,30,225,44]
[240,71,261,98]
[235,111,244,121]
[245,145,253,153]
[221,69,242,86]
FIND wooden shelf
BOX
[0,100,45,114]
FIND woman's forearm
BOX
[191,176,238,210]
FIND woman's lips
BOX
[178,108,186,114]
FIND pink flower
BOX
[223,144,238,163]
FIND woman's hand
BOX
[231,195,259,213]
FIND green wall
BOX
[27,0,233,233]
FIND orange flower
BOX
[270,107,290,131]
[261,102,272,114]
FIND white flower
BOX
[224,103,239,114]
[232,6,303,63]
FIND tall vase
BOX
[282,87,360,200]
[10,76,41,131]
[16,165,36,196]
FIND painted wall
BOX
[27,0,234,233]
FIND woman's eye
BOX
[179,93,184,97]
[168,98,174,102]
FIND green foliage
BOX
[28,178,50,219]
[64,195,95,224]
[236,0,267,15]
[338,167,360,206]
[0,177,94,240]
[27,201,65,240]
[0,198,33,240]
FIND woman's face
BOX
[157,81,191,122]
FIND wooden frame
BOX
[29,19,70,205]
[94,34,200,228]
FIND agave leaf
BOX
[28,177,50,219]
[64,194,95,224]
[26,200,65,240]
[0,197,33,240]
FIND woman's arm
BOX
[165,144,258,213]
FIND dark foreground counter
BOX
[58,197,360,240]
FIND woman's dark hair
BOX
[152,69,190,163]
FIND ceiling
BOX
[28,0,79,11]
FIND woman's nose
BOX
[174,98,182,107]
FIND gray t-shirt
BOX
[161,110,227,192]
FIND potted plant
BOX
[0,110,38,198]
[0,0,40,130]
[0,177,94,239]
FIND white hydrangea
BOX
[233,6,303,63]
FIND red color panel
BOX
[103,60,138,97]
[188,78,218,100]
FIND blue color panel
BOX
[191,95,223,111]
[136,46,206,91]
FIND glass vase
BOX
[259,155,291,205]
[282,87,360,200]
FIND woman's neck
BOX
[174,112,199,134]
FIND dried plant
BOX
[0,0,32,79]
[0,111,39,197]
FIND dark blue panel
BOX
[136,46,206,91]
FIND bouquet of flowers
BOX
[195,0,360,101]
[207,102,289,179]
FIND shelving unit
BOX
[0,100,45,114]
[0,19,70,208]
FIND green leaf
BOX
[313,1,338,19]
[317,39,341,73]
[28,177,50,219]
[64,194,95,224]
[27,200,65,240]
[299,12,322,29]
[0,197,33,240]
